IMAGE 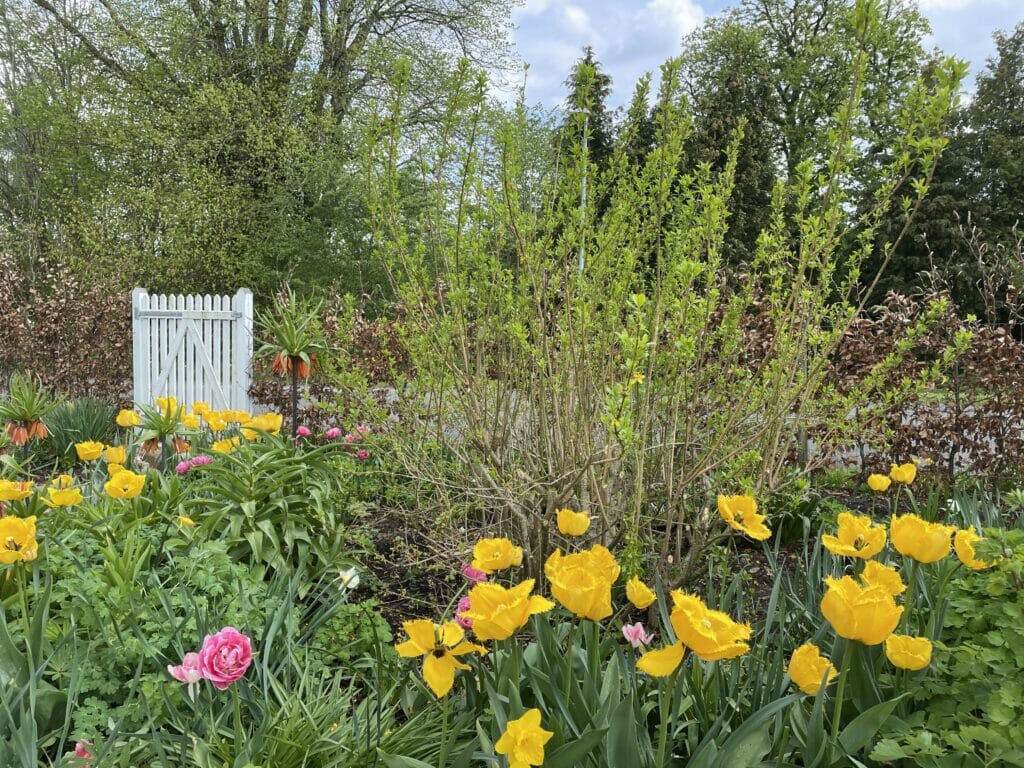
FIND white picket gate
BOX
[132,288,254,411]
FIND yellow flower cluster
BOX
[545,544,620,621]
[0,515,37,564]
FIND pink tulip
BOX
[197,627,253,690]
[622,622,653,649]
[455,595,473,630]
[356,449,369,460]
[189,455,213,467]
[296,425,312,437]
[167,651,203,700]
[325,427,342,439]
[73,741,94,761]
[175,460,192,475]
[460,563,488,583]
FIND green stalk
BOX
[655,669,678,767]
[438,695,451,767]
[904,560,919,633]
[829,641,855,761]
[563,620,578,703]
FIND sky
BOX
[509,0,1024,110]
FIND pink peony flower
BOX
[622,622,653,649]
[74,740,94,761]
[455,595,473,630]
[296,425,312,437]
[167,651,203,700]
[175,460,192,475]
[356,424,371,435]
[197,627,253,690]
[356,449,369,460]
[460,563,488,583]
[344,433,358,443]
[325,427,342,439]
[189,455,213,467]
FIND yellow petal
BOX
[636,641,685,677]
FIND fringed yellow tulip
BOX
[822,512,887,559]
[717,495,772,540]
[394,620,485,697]
[788,643,838,695]
[460,580,553,641]
[545,544,620,621]
[820,576,902,645]
[885,634,932,670]
[626,576,657,609]
[954,529,992,570]
[104,470,146,500]
[867,473,892,492]
[556,508,590,536]
[495,709,553,768]
[471,537,523,574]
[636,641,686,677]
[889,463,917,484]
[669,591,751,661]
[891,513,954,563]
[860,560,906,596]
[0,515,37,563]
[75,441,104,461]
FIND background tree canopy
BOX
[0,0,1021,315]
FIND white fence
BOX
[132,288,253,411]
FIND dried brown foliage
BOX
[0,254,132,401]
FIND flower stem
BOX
[829,641,855,761]
[904,560,919,633]
[438,695,450,768]
[563,621,577,703]
[655,669,678,767]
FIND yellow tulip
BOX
[859,560,906,596]
[394,620,485,697]
[884,634,932,670]
[636,641,686,677]
[460,580,553,641]
[108,463,125,476]
[717,495,772,541]
[0,480,33,502]
[75,441,105,461]
[51,474,74,489]
[116,409,141,428]
[626,576,657,609]
[41,486,83,508]
[241,412,283,439]
[889,462,917,484]
[822,512,887,559]
[191,401,211,416]
[556,508,591,536]
[206,416,228,432]
[181,413,200,429]
[155,396,179,415]
[890,513,954,563]
[495,709,553,768]
[670,591,751,661]
[104,445,126,465]
[471,537,523,574]
[176,515,196,528]
[787,643,838,695]
[545,544,621,621]
[211,437,240,454]
[867,474,892,492]
[820,576,902,645]
[954,529,992,570]
[104,470,146,500]
[0,515,38,563]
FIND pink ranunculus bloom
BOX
[175,460,192,475]
[325,427,342,440]
[167,651,203,700]
[460,563,488,583]
[189,455,213,467]
[197,627,253,690]
[455,595,473,630]
[356,449,369,460]
[344,433,358,443]
[622,622,653,649]
[74,740,95,761]
[296,425,312,437]
[356,424,371,435]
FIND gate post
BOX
[232,288,254,411]
[132,288,149,406]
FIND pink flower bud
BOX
[622,622,653,649]
[296,425,312,437]
[460,563,488,583]
[455,595,473,629]
[356,424,371,435]
[189,455,213,467]
[356,449,369,460]
[175,460,192,475]
[197,627,253,690]
[325,427,342,439]
[344,433,357,443]
[74,740,95,760]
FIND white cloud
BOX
[918,0,1013,9]
[641,0,705,40]
[563,4,593,35]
